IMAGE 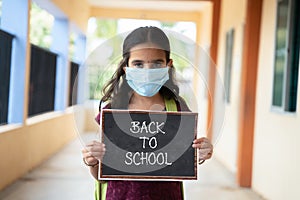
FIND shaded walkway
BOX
[0,133,265,200]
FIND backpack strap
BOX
[164,96,185,199]
[164,97,178,112]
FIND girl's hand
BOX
[81,141,106,166]
[192,137,213,162]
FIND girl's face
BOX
[126,43,172,69]
[123,43,172,98]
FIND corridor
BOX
[0,133,265,200]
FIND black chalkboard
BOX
[99,109,198,180]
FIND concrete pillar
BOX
[1,0,31,123]
[73,34,87,104]
[51,18,70,110]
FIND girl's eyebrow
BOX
[131,60,144,63]
[131,59,165,63]
[151,59,165,63]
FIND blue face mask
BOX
[125,67,169,97]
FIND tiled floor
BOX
[0,134,266,200]
[184,158,265,200]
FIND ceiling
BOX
[87,0,210,12]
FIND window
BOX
[28,45,57,116]
[224,29,235,103]
[0,29,13,124]
[69,62,79,106]
[272,0,300,112]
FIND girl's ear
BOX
[167,59,173,67]
[123,67,126,73]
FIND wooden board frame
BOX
[99,109,198,181]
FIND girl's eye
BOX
[152,63,163,68]
[133,63,144,68]
[131,61,164,68]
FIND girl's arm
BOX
[82,141,106,180]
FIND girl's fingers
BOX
[86,140,103,147]
[89,152,105,160]
[82,141,106,163]
[85,145,106,153]
[193,137,213,147]
[193,137,209,144]
[83,141,106,151]
[82,151,94,159]
[82,150,105,163]
[89,151,105,157]
[192,141,212,149]
[192,137,213,160]
[84,156,99,166]
[198,148,213,160]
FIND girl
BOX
[82,26,213,200]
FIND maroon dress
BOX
[106,181,183,200]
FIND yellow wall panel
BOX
[90,7,201,22]
[51,0,90,32]
[0,113,77,190]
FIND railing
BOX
[28,44,57,117]
[0,29,14,124]
[69,61,79,106]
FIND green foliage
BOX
[30,2,53,49]
[87,19,119,99]
[69,33,76,60]
[166,32,194,72]
[95,19,118,38]
[161,21,176,28]
[171,53,191,72]
[159,22,194,72]
[89,66,117,99]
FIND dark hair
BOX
[100,26,183,109]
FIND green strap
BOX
[164,97,177,112]
[101,182,107,199]
[95,181,107,200]
[95,181,100,200]
[95,97,178,200]
[165,97,185,199]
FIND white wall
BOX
[213,0,246,173]
[252,0,300,199]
